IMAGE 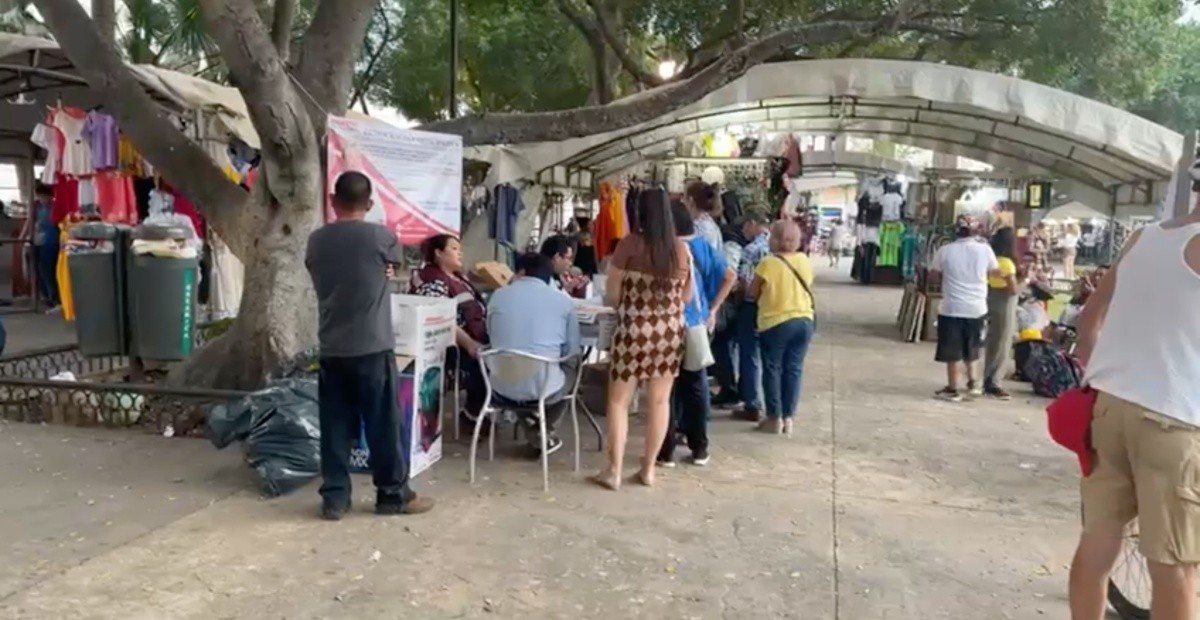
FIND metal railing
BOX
[0,376,247,433]
[0,320,244,433]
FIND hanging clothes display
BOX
[594,181,626,260]
[487,184,524,244]
[49,107,92,176]
[31,123,63,184]
[209,232,244,320]
[877,222,906,267]
[83,110,119,171]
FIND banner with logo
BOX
[325,116,462,244]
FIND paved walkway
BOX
[0,265,1081,619]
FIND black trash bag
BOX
[206,378,321,497]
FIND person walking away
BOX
[684,180,724,252]
[929,216,1002,402]
[20,183,59,311]
[591,188,691,490]
[1068,205,1200,620]
[657,201,736,467]
[305,171,434,520]
[750,220,816,435]
[1061,222,1081,281]
[486,253,581,457]
[727,207,772,422]
[828,219,848,268]
[982,227,1020,400]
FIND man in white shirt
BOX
[929,216,1002,402]
[1067,197,1200,620]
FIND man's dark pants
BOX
[658,367,711,461]
[318,351,410,507]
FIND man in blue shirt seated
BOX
[486,253,582,456]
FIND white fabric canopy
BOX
[493,59,1182,208]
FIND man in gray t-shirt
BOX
[304,171,434,520]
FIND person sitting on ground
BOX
[657,201,736,468]
[485,253,582,457]
[749,220,816,435]
[305,171,434,520]
[541,234,588,296]
[409,233,490,435]
[928,215,1004,402]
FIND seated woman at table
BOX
[409,234,490,433]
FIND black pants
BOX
[447,347,486,418]
[318,352,409,506]
[658,367,711,460]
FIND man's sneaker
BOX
[935,387,964,403]
[320,500,351,521]
[984,386,1013,401]
[656,455,677,468]
[376,493,435,516]
[689,451,710,467]
[966,382,984,397]
[732,407,763,422]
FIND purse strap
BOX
[772,253,816,320]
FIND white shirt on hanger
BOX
[51,112,92,176]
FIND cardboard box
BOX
[349,295,456,478]
[472,261,513,290]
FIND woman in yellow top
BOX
[749,220,815,436]
[982,227,1020,400]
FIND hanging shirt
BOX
[51,108,93,176]
[30,123,63,184]
[82,111,119,171]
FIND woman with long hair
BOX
[592,189,691,489]
[982,227,1020,400]
[748,220,816,435]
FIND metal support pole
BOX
[448,0,459,119]
[1172,130,1199,219]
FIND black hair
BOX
[421,233,458,265]
[34,182,53,198]
[539,234,576,259]
[989,227,1016,261]
[685,180,719,213]
[635,188,678,279]
[670,199,695,237]
[333,171,372,210]
[516,252,554,283]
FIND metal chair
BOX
[471,349,585,492]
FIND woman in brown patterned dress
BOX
[591,189,691,490]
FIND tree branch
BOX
[583,0,663,87]
[31,0,250,251]
[293,0,380,118]
[423,19,880,145]
[271,0,296,61]
[349,5,393,110]
[554,0,613,103]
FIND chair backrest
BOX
[479,349,560,401]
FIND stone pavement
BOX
[0,265,1083,619]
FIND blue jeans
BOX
[736,301,762,411]
[760,318,815,419]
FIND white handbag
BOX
[682,252,715,372]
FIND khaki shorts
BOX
[1082,392,1200,565]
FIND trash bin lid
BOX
[133,223,193,241]
[69,221,121,241]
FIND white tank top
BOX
[1085,222,1200,425]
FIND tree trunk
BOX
[169,175,322,391]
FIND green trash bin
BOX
[128,223,199,361]
[68,222,126,357]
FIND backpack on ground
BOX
[1025,347,1082,399]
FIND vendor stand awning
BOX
[489,58,1182,213]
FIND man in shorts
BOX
[1068,195,1200,619]
[929,216,1001,402]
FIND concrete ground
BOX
[0,309,75,355]
[0,265,1086,619]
